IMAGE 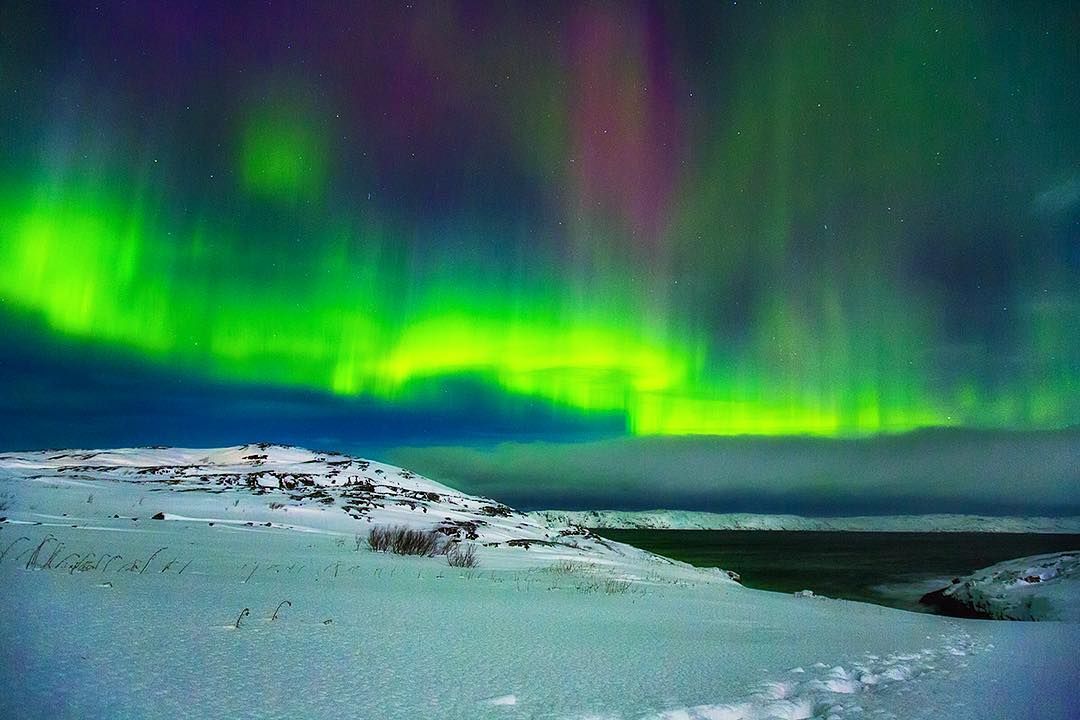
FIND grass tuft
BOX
[271,600,292,621]
[545,560,589,575]
[603,579,632,595]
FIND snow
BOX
[0,444,688,574]
[932,552,1080,621]
[1,444,1078,719]
[530,510,1080,533]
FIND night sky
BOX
[1,2,1077,511]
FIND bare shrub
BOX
[367,526,392,552]
[446,544,479,568]
[368,526,446,557]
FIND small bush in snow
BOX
[446,544,479,568]
[368,526,446,557]
[367,526,392,552]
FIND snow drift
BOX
[922,552,1080,621]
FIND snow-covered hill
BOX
[529,509,1080,533]
[922,552,1080,621]
[0,444,709,578]
[2,445,1078,719]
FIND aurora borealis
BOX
[1,1,1078,450]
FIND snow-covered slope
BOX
[2,446,1079,719]
[0,444,712,578]
[923,552,1080,621]
[530,509,1080,533]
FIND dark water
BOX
[596,530,1080,613]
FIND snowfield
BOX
[924,552,1080,622]
[1,445,1077,719]
[529,510,1080,533]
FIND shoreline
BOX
[530,510,1080,533]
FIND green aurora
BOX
[0,1,1076,439]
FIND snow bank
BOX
[924,552,1080,621]
[529,510,1080,533]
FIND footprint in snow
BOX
[645,630,982,720]
[483,694,517,707]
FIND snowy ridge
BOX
[529,509,1080,533]
[0,444,716,578]
[930,552,1080,622]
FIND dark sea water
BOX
[596,530,1080,613]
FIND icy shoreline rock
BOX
[920,551,1080,621]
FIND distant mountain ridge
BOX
[529,510,1080,533]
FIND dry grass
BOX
[368,526,446,557]
[544,560,589,575]
[602,579,633,595]
[446,544,479,568]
